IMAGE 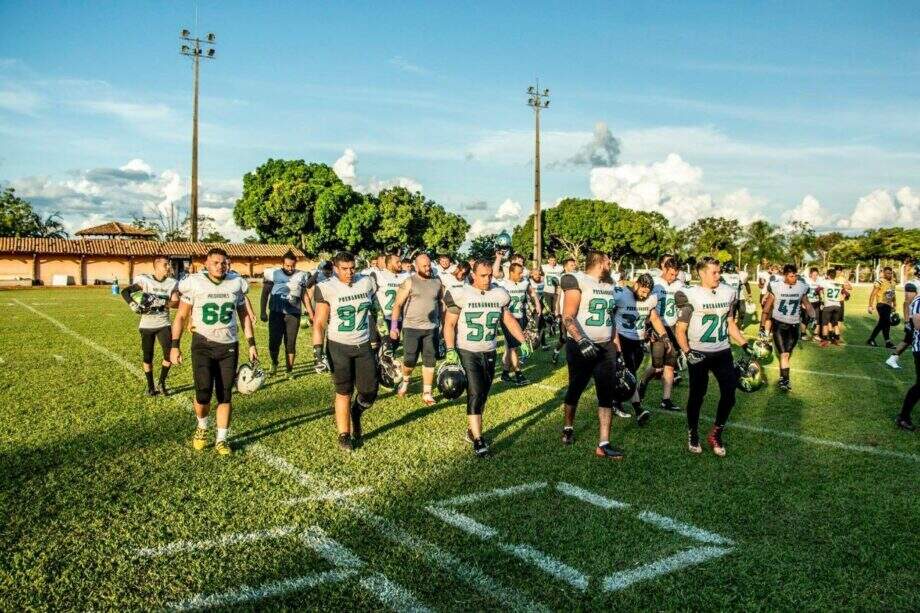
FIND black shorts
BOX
[458,349,497,416]
[564,339,617,408]
[327,339,379,397]
[502,317,526,349]
[821,305,842,326]
[140,326,170,364]
[650,325,679,369]
[904,326,914,346]
[268,311,300,355]
[618,336,645,374]
[772,320,800,354]
[191,333,239,405]
[403,327,437,367]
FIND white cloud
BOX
[838,187,920,229]
[332,148,423,194]
[465,198,527,240]
[0,85,41,115]
[781,194,831,227]
[496,198,522,220]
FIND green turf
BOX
[0,285,917,611]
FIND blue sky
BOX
[1,1,918,239]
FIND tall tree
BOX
[423,203,471,256]
[684,217,742,259]
[814,232,845,271]
[464,233,499,262]
[785,221,816,269]
[0,187,68,237]
[741,220,785,265]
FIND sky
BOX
[1,1,919,241]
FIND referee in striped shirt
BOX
[897,293,920,431]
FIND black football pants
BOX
[900,351,920,421]
[686,348,737,432]
[458,349,496,416]
[868,303,892,343]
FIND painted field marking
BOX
[52,354,64,363]
[763,364,909,385]
[134,525,299,558]
[282,489,372,504]
[170,570,358,611]
[428,481,734,593]
[359,573,433,613]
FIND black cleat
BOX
[500,371,512,383]
[660,398,681,412]
[635,409,651,427]
[145,387,159,397]
[350,402,364,441]
[896,417,915,432]
[885,341,896,349]
[338,433,353,452]
[561,427,574,445]
[514,371,529,386]
[778,378,791,392]
[612,403,631,419]
[157,381,169,397]
[688,429,702,454]
[866,339,878,347]
[594,443,624,460]
[473,438,489,457]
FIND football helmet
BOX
[752,339,773,363]
[436,362,467,400]
[735,356,766,392]
[494,230,512,250]
[377,347,404,389]
[722,261,737,274]
[236,359,266,395]
[612,357,638,402]
[130,291,165,315]
[890,312,902,326]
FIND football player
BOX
[867,266,897,349]
[887,262,919,369]
[559,250,624,459]
[496,262,541,385]
[819,268,846,346]
[896,291,920,430]
[552,257,579,365]
[720,261,750,324]
[259,251,311,378]
[803,267,823,341]
[370,253,408,348]
[170,248,258,456]
[312,251,380,451]
[390,253,444,406]
[760,264,816,391]
[121,255,179,396]
[443,259,531,456]
[530,267,551,349]
[541,255,563,320]
[612,273,668,424]
[757,264,780,314]
[639,255,684,412]
[675,257,753,457]
[433,254,456,277]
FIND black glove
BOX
[685,350,706,365]
[577,336,598,359]
[313,344,330,373]
[741,342,754,356]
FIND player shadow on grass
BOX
[484,390,562,454]
[232,407,334,449]
[361,397,455,443]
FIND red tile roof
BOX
[74,221,157,237]
[0,238,304,258]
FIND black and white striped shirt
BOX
[910,295,920,353]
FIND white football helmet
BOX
[237,360,266,395]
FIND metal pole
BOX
[533,105,541,269]
[190,47,200,242]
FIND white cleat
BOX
[885,355,900,369]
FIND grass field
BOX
[1,284,917,611]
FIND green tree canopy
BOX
[785,221,817,269]
[684,217,742,259]
[0,187,68,238]
[741,220,785,265]
[464,233,499,262]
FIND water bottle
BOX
[111,278,119,295]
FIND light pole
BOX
[527,82,549,269]
[180,29,216,242]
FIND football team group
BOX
[120,243,920,459]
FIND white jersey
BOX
[805,277,822,303]
[910,295,920,353]
[560,272,616,344]
[541,264,564,294]
[441,274,468,298]
[315,274,377,345]
[178,272,249,344]
[819,278,845,307]
[531,278,545,298]
[652,276,685,327]
[370,269,408,320]
[135,273,177,330]
[769,279,809,325]
[496,277,530,320]
[675,284,736,352]
[721,272,743,300]
[433,263,456,277]
[263,268,310,315]
[614,288,658,341]
[445,284,510,353]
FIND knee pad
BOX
[195,389,213,405]
[357,390,377,408]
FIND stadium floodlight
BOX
[544,89,549,95]
[207,33,216,42]
[181,29,190,38]
[207,48,215,58]
[527,86,535,94]
[526,80,549,269]
[181,45,190,54]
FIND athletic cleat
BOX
[473,438,489,457]
[612,404,631,419]
[895,416,915,432]
[157,381,169,397]
[561,427,574,445]
[594,443,624,460]
[514,372,529,386]
[465,428,474,443]
[350,402,364,440]
[778,378,791,392]
[635,409,651,427]
[688,429,702,454]
[422,392,436,406]
[397,380,410,398]
[886,355,901,369]
[192,427,208,451]
[885,341,896,350]
[338,433,353,452]
[866,339,878,347]
[660,398,681,412]
[214,440,232,456]
[500,371,512,383]
[145,387,159,397]
[708,426,726,457]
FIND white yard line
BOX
[602,546,733,592]
[134,525,299,558]
[433,482,548,507]
[301,526,364,569]
[169,570,358,611]
[496,542,589,592]
[555,482,630,510]
[636,511,734,546]
[424,506,498,540]
[763,364,909,385]
[282,489,372,504]
[359,574,433,613]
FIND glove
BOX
[741,342,754,357]
[444,348,460,365]
[519,341,533,361]
[129,302,141,314]
[577,336,598,359]
[758,327,767,340]
[685,350,706,365]
[313,345,330,374]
